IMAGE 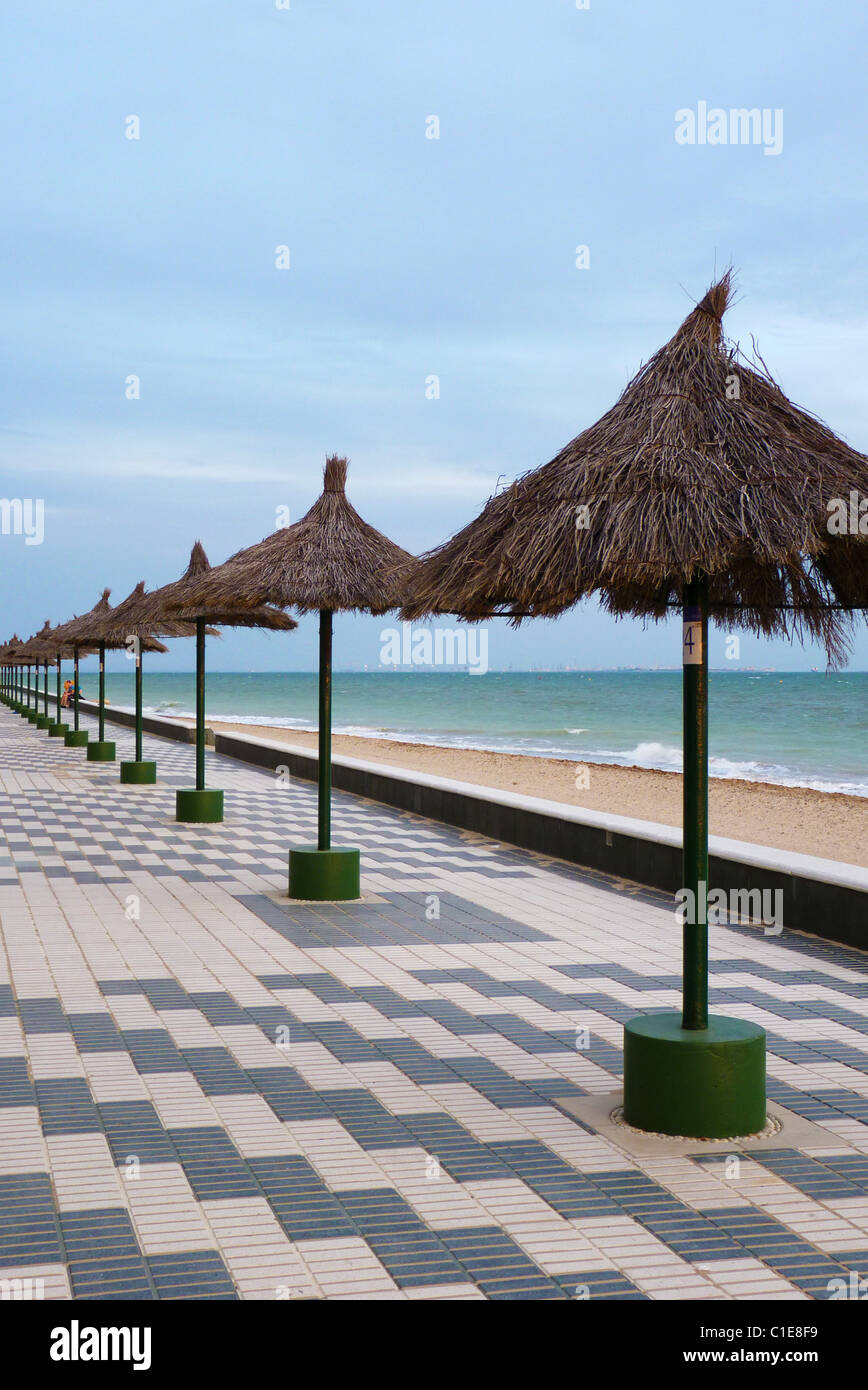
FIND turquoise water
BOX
[75,669,868,798]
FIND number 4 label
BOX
[683,621,702,665]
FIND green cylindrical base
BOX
[288,846,361,901]
[120,760,157,785]
[26,711,39,723]
[176,788,224,823]
[35,715,51,729]
[623,1012,766,1139]
[64,729,89,747]
[48,723,68,737]
[86,741,116,762]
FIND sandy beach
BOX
[197,719,867,868]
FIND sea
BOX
[81,669,868,799]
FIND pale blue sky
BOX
[1,0,866,670]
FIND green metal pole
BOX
[98,642,106,742]
[135,641,143,762]
[73,650,80,732]
[681,574,709,1031]
[43,662,49,717]
[317,609,333,852]
[56,660,62,719]
[195,618,205,792]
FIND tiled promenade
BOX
[1,705,867,1301]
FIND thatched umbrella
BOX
[0,637,10,702]
[0,637,11,699]
[131,541,296,821]
[9,634,32,715]
[50,630,96,738]
[24,621,61,730]
[0,635,22,706]
[13,629,50,723]
[21,622,95,738]
[168,456,416,896]
[8,635,27,711]
[2,634,28,711]
[402,274,868,1139]
[69,582,185,769]
[51,588,158,759]
[50,589,115,747]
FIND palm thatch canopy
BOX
[133,542,297,631]
[0,634,22,664]
[27,621,95,662]
[18,621,60,666]
[10,635,38,662]
[80,580,212,651]
[51,589,115,648]
[402,274,868,663]
[167,457,416,616]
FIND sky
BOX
[1,0,866,672]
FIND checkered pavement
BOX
[1,704,866,1300]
